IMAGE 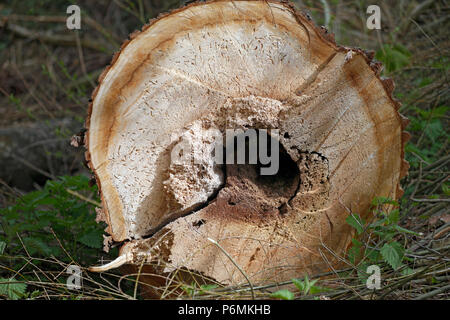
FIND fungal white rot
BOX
[86,0,409,291]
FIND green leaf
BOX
[309,285,331,295]
[199,284,218,294]
[292,275,318,295]
[30,290,41,299]
[181,282,196,296]
[375,44,411,73]
[292,278,305,293]
[401,267,414,276]
[356,263,372,284]
[374,229,396,242]
[23,238,55,256]
[443,183,450,196]
[393,225,420,236]
[78,230,103,249]
[387,209,400,225]
[364,247,381,264]
[270,289,294,300]
[390,241,405,257]
[346,214,365,235]
[0,241,6,255]
[381,242,403,270]
[371,196,398,207]
[347,244,361,265]
[0,278,27,300]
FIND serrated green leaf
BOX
[0,278,27,300]
[387,209,400,224]
[346,214,365,235]
[390,241,405,257]
[401,267,414,276]
[364,248,381,264]
[270,289,294,300]
[78,230,103,249]
[347,245,361,265]
[23,237,55,256]
[381,243,403,270]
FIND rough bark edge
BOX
[83,0,410,244]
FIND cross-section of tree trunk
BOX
[85,0,409,295]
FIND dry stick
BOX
[424,267,450,278]
[9,250,136,299]
[133,259,146,299]
[413,244,450,257]
[11,64,55,120]
[65,189,101,207]
[218,266,354,295]
[0,178,23,197]
[409,161,423,202]
[2,14,121,46]
[417,97,441,148]
[399,0,435,35]
[409,18,448,84]
[13,234,60,292]
[10,153,100,207]
[318,245,362,298]
[161,269,185,299]
[413,283,450,300]
[67,69,103,91]
[113,0,145,24]
[378,262,442,299]
[410,198,450,203]
[15,234,48,280]
[433,223,450,240]
[414,174,449,196]
[32,270,50,300]
[75,31,96,88]
[320,0,331,28]
[207,237,255,299]
[82,16,121,49]
[428,176,449,196]
[6,23,104,52]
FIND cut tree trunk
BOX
[85,0,409,296]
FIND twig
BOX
[207,237,255,299]
[65,189,101,207]
[6,23,106,52]
[413,284,450,300]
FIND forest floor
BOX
[0,0,448,300]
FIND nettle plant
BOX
[346,196,419,281]
[0,175,114,270]
[270,275,330,300]
[0,175,116,299]
[0,175,105,262]
[269,196,417,300]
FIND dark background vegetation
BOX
[0,0,448,299]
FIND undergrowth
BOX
[0,0,448,300]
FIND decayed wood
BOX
[85,0,409,292]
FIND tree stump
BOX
[85,0,409,296]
